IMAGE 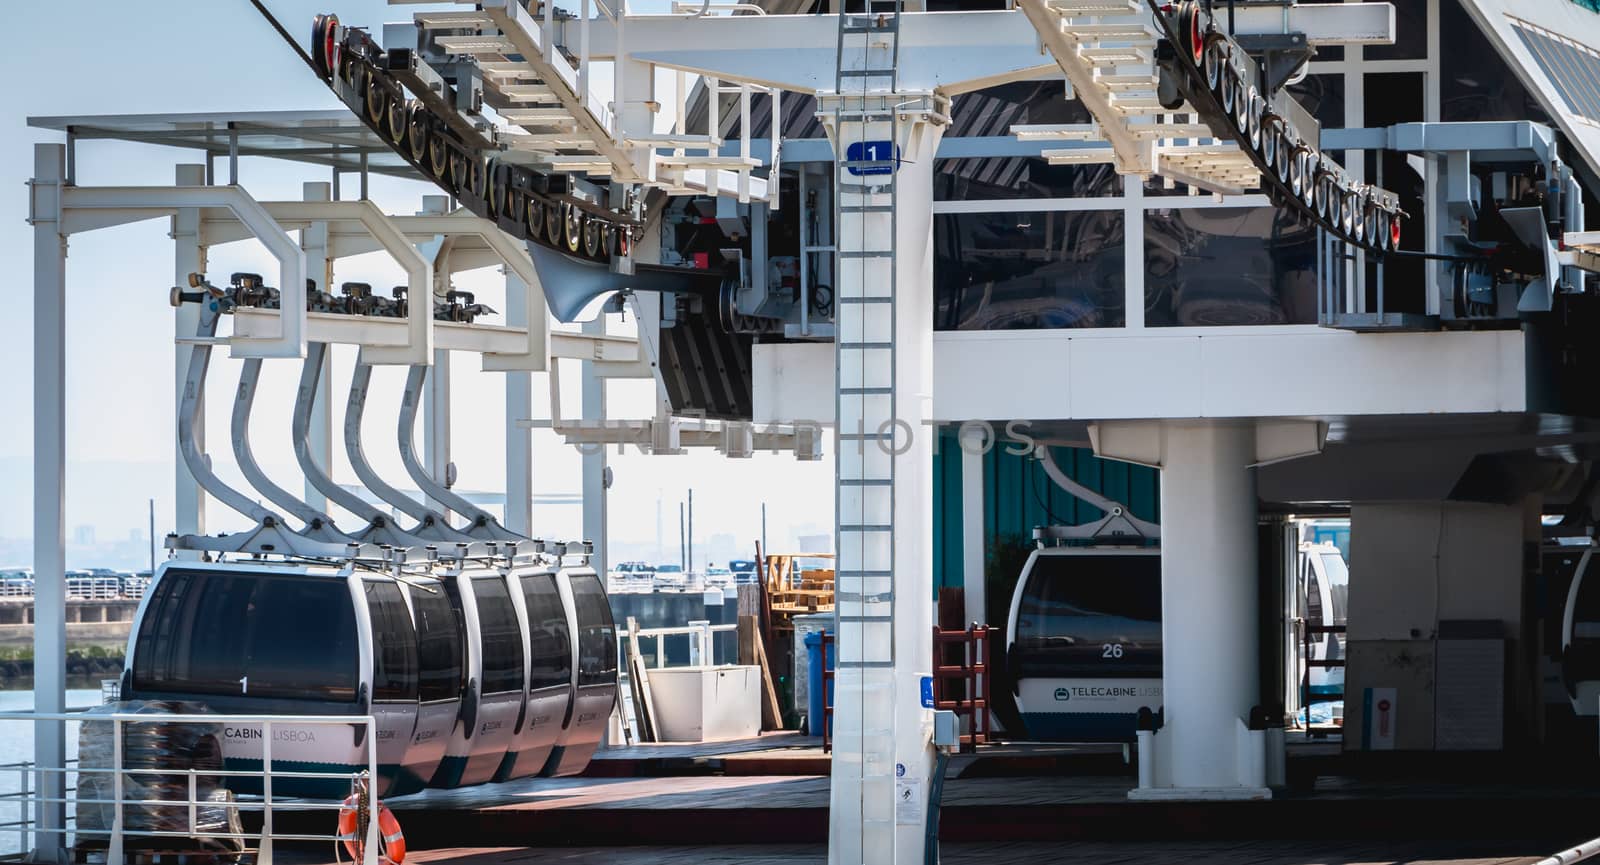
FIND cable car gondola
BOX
[494,562,573,781]
[390,576,463,795]
[1005,546,1162,742]
[124,561,419,798]
[540,563,618,776]
[428,565,529,788]
[1562,546,1600,716]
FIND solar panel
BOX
[1512,19,1600,127]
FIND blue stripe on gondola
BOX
[1019,711,1140,742]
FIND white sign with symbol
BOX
[1366,686,1397,750]
[895,776,923,825]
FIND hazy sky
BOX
[2,0,833,564]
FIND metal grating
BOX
[1511,19,1600,127]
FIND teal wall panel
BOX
[931,429,1161,592]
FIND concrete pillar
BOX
[1163,422,1260,791]
[32,142,68,863]
[174,164,208,555]
[1093,419,1324,800]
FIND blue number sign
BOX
[846,140,899,176]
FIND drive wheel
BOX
[583,219,603,258]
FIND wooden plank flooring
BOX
[284,840,1553,865]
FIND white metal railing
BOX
[0,711,382,865]
[634,620,738,669]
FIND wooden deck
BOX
[286,840,1554,865]
[262,738,1600,854]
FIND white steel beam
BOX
[260,200,432,366]
[228,309,637,360]
[59,184,306,358]
[506,270,534,536]
[29,142,68,865]
[581,317,609,576]
[172,165,208,556]
[301,182,334,513]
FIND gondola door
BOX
[1006,547,1163,742]
[359,579,421,796]
[497,566,573,781]
[542,566,618,776]
[394,579,462,795]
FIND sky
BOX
[0,0,833,568]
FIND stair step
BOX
[1046,0,1138,11]
[1041,147,1117,164]
[841,204,896,213]
[1080,46,1150,65]
[1061,23,1154,40]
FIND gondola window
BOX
[472,578,526,695]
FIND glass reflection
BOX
[1145,207,1318,326]
[935,210,1126,330]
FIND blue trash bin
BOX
[805,630,835,737]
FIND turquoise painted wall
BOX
[932,427,1162,591]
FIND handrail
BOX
[0,710,381,865]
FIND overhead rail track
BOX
[1014,0,1406,255]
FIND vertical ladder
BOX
[832,1,902,862]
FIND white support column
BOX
[506,270,534,536]
[425,349,452,517]
[173,164,208,553]
[302,182,333,512]
[1154,421,1261,794]
[821,91,948,865]
[582,316,608,574]
[31,142,68,864]
[959,426,986,629]
[1092,419,1323,800]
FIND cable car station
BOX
[21,0,1600,863]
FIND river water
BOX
[0,689,106,857]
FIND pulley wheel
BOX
[584,219,602,258]
[408,103,429,162]
[365,76,386,126]
[527,197,546,237]
[545,202,563,246]
[311,14,339,82]
[387,97,408,146]
[564,206,584,253]
[427,136,448,181]
[1206,42,1227,94]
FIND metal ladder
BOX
[832,0,903,860]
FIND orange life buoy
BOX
[337,795,406,865]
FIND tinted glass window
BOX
[133,570,358,701]
[1014,553,1161,679]
[411,585,463,703]
[569,574,619,688]
[521,572,573,692]
[246,577,360,700]
[472,577,526,695]
[1145,207,1317,326]
[365,581,418,702]
[935,210,1126,330]
[1364,0,1426,61]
